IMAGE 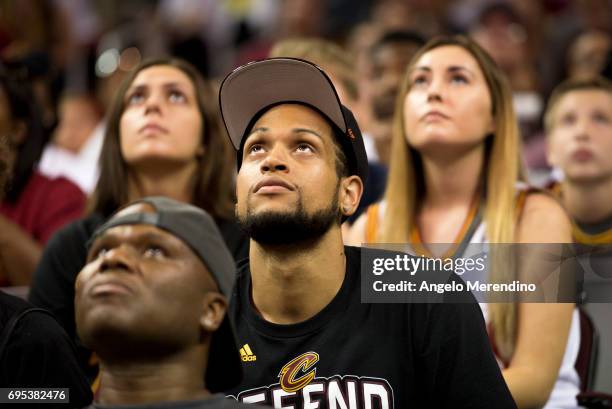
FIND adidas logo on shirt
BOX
[240,344,257,362]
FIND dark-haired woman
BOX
[28,58,248,381]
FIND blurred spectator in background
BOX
[162,7,210,77]
[51,93,102,155]
[0,70,85,286]
[234,0,325,66]
[38,92,105,194]
[545,76,612,394]
[470,2,550,180]
[278,0,325,38]
[0,0,75,131]
[347,0,445,128]
[575,0,612,33]
[368,0,449,38]
[363,30,426,166]
[29,58,247,384]
[565,30,611,82]
[158,0,220,76]
[347,21,382,82]
[470,3,538,93]
[545,76,612,246]
[470,3,542,132]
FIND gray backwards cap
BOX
[89,196,241,392]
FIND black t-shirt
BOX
[85,395,260,409]
[0,291,92,408]
[226,246,517,408]
[28,212,249,378]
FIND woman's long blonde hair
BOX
[378,35,526,359]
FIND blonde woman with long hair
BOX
[348,36,579,409]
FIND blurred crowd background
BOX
[0,0,610,190]
[1,0,611,198]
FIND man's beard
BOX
[237,192,341,246]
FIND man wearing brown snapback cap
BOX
[219,58,516,408]
[75,197,263,409]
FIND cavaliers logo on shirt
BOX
[229,351,394,408]
[278,351,319,392]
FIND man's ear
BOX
[200,292,228,333]
[339,175,364,218]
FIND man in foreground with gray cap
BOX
[219,58,517,408]
[75,197,260,409]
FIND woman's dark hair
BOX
[0,70,47,203]
[89,57,235,219]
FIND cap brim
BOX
[205,315,242,393]
[219,58,346,150]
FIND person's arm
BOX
[0,214,41,285]
[503,193,574,408]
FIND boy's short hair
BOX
[544,76,612,134]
